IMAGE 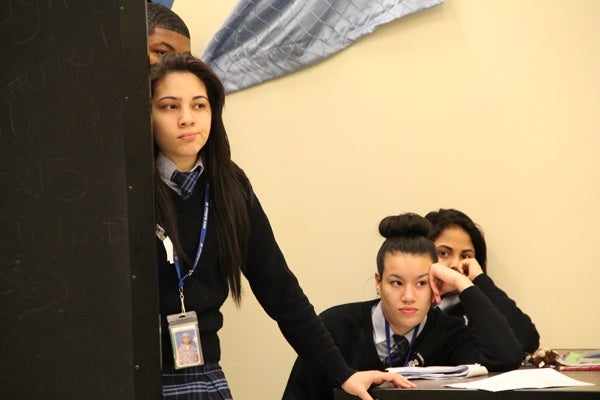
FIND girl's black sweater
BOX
[156,173,354,386]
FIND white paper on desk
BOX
[445,368,595,392]
[387,364,488,380]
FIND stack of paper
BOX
[387,364,488,380]
[445,368,594,392]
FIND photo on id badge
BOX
[171,324,203,369]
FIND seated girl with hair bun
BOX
[283,213,522,400]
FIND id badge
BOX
[167,311,204,369]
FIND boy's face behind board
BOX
[149,28,191,65]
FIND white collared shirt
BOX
[371,300,427,361]
[437,293,461,311]
[437,294,469,325]
[156,152,204,196]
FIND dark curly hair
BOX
[424,208,487,273]
[147,2,190,39]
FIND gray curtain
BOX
[201,0,443,93]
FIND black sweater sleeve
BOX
[242,192,355,387]
[283,301,380,400]
[473,274,540,353]
[459,285,524,371]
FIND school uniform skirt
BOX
[162,362,232,400]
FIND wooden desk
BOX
[333,370,600,400]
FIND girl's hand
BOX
[341,370,416,400]
[429,263,474,305]
[456,258,484,281]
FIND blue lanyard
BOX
[384,319,420,368]
[173,182,209,312]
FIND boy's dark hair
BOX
[147,2,190,39]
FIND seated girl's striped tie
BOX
[383,335,409,367]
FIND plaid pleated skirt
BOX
[162,362,233,400]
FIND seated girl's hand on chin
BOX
[454,258,484,281]
[428,263,474,305]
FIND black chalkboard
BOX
[0,1,160,399]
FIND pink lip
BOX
[399,308,418,315]
[178,133,197,140]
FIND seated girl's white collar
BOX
[371,301,426,344]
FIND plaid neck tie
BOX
[171,169,200,200]
[383,334,409,367]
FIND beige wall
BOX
[173,1,600,398]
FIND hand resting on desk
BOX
[342,370,416,400]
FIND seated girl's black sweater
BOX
[156,171,354,386]
[283,297,523,400]
[445,274,540,354]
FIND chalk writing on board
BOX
[0,256,71,315]
[0,211,123,248]
[3,0,43,45]
[11,157,91,202]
